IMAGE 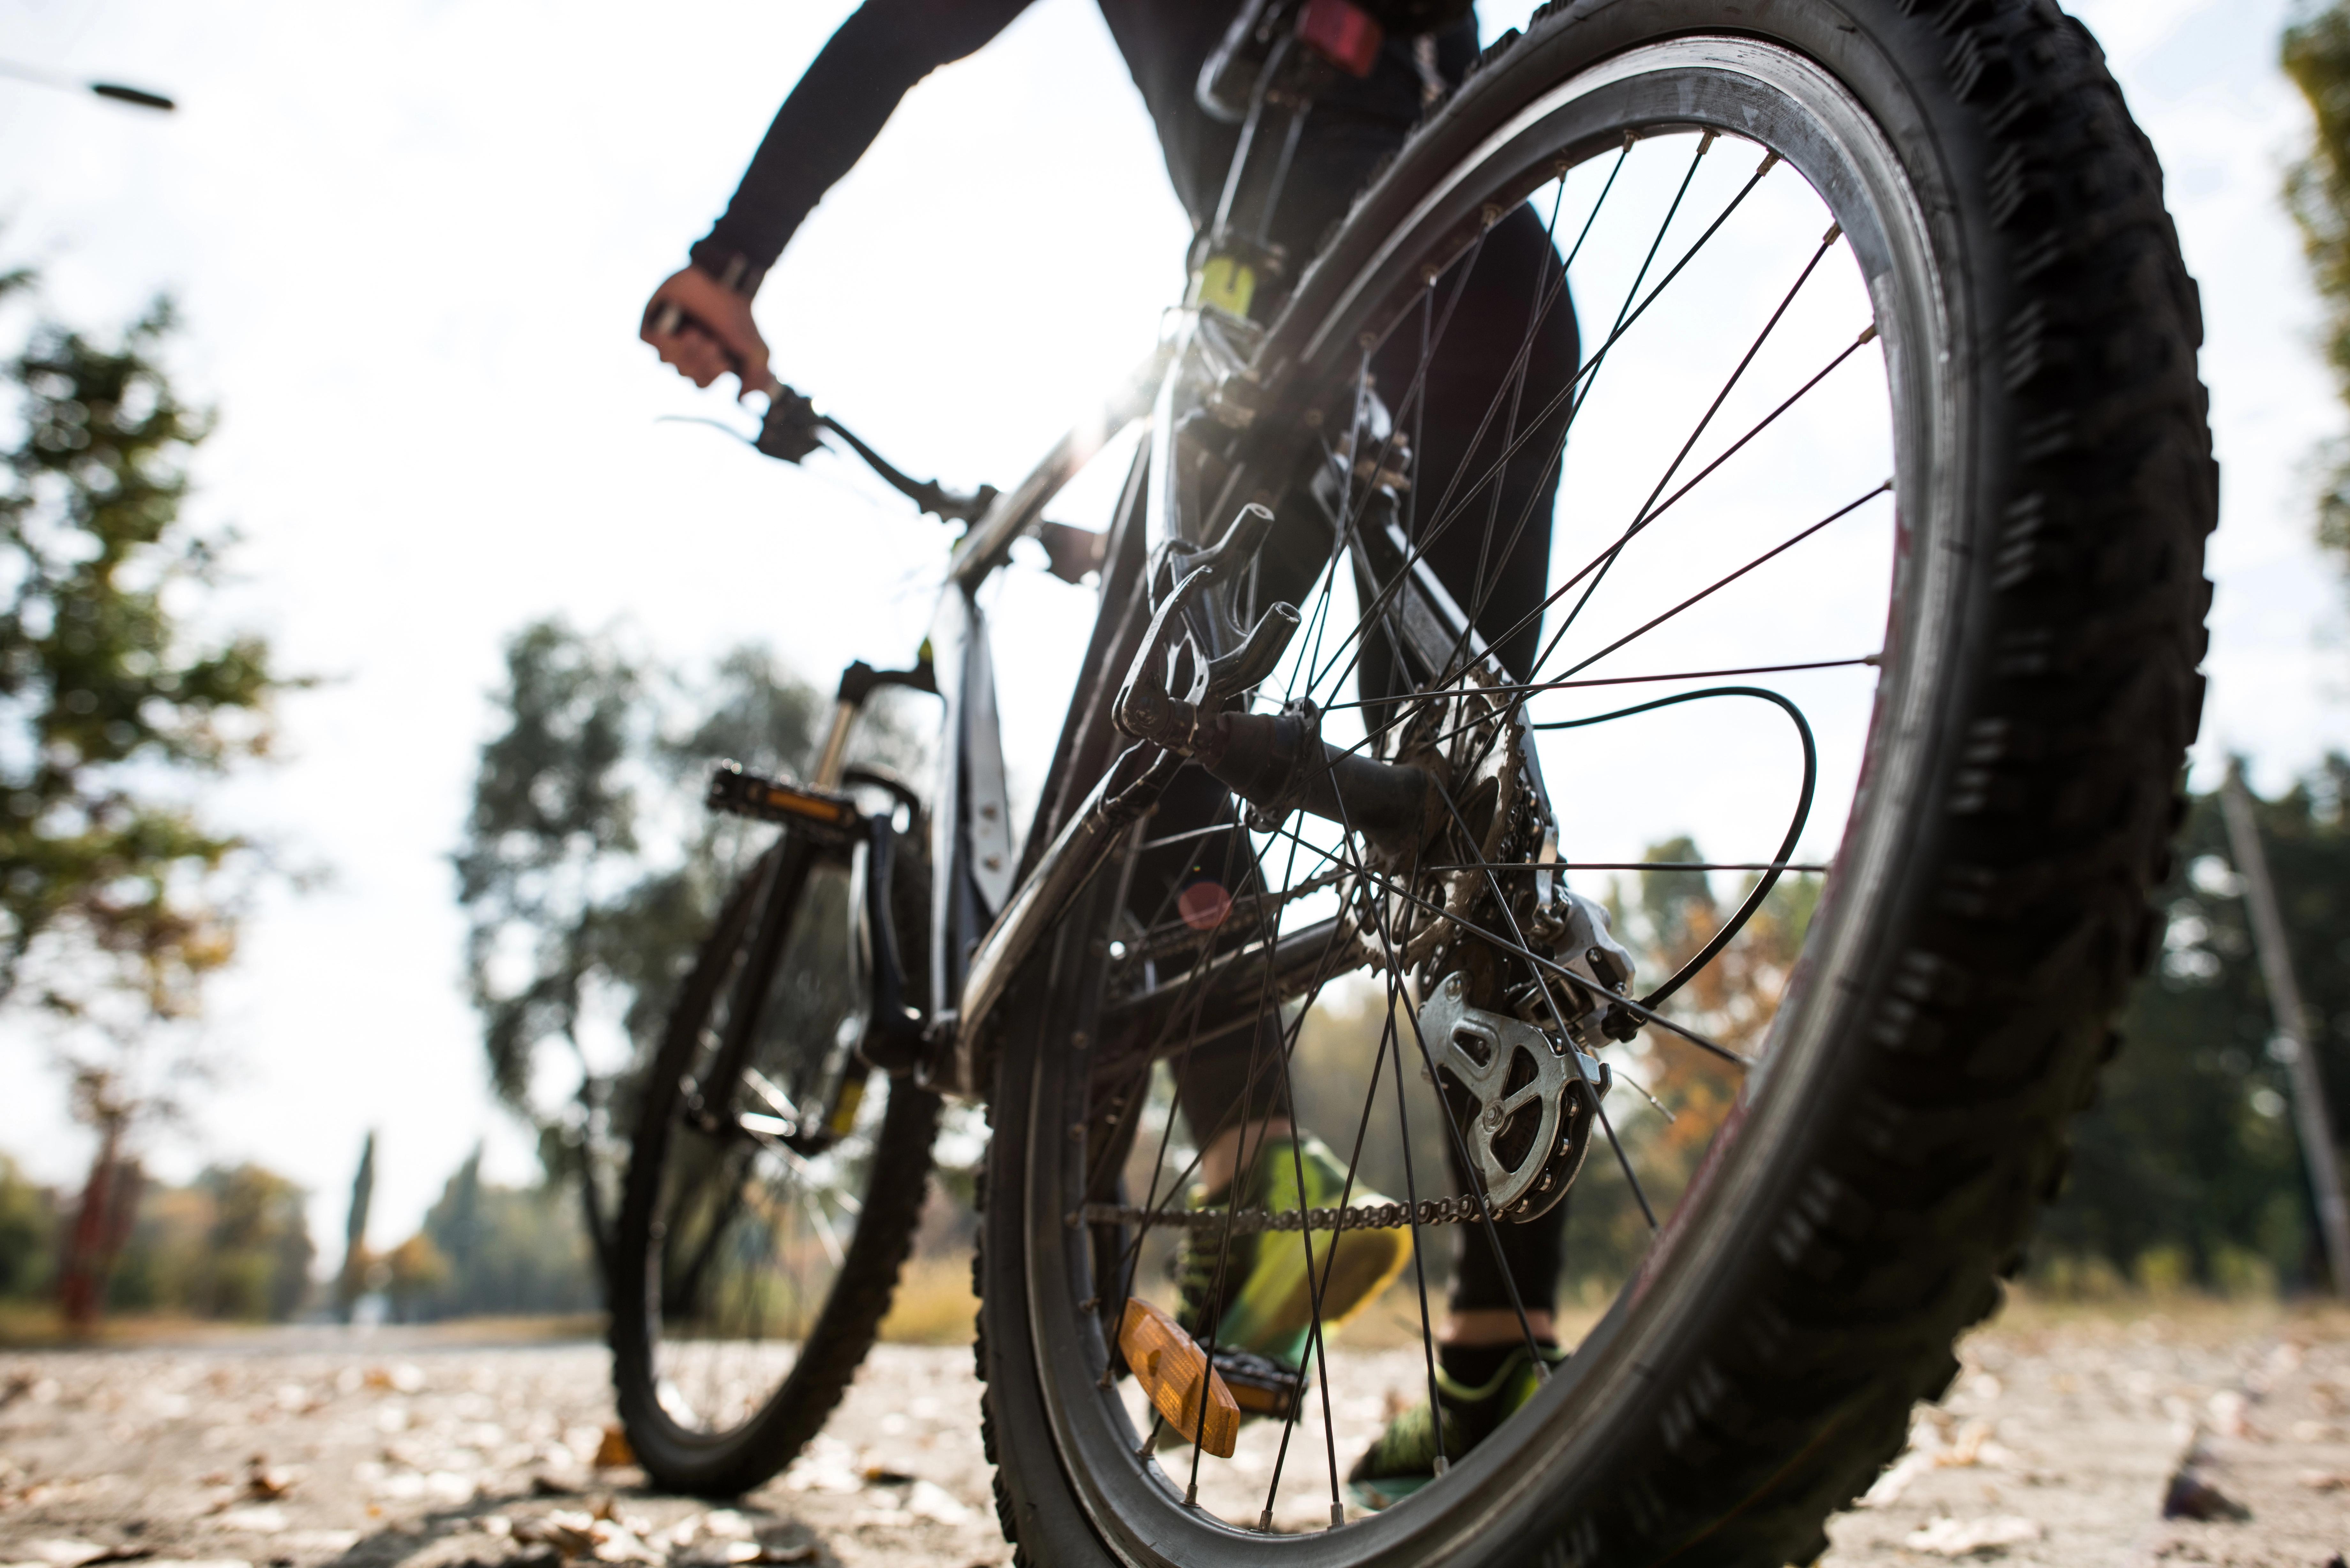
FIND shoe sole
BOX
[1222,1224,1414,1352]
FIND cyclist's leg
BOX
[1159,48,1580,1355]
[1385,201,1579,1353]
[1116,766,1291,1180]
[1358,198,1576,713]
[1139,773,1413,1368]
[1293,200,1578,1350]
[1173,200,1580,1354]
[1336,200,1581,1501]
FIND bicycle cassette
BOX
[1421,969,1610,1220]
[1356,667,1526,968]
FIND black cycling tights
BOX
[1153,199,1580,1323]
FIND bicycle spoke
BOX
[1414,860,1828,874]
[1307,142,1786,707]
[1527,328,1883,681]
[1253,815,1751,1067]
[1547,479,1891,685]
[1291,238,1496,706]
[1421,782,1659,1230]
[1307,161,1849,743]
[1310,655,1879,714]
[1512,243,1846,690]
[1095,835,1380,1338]
[1375,882,1450,1478]
[1370,874,1550,1368]
[1179,814,1335,1505]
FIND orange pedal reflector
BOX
[1118,1298,1240,1458]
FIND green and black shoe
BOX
[1171,1132,1414,1413]
[1347,1343,1568,1511]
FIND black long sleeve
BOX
[693,0,1038,287]
[694,0,1480,294]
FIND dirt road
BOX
[2,1301,2343,1567]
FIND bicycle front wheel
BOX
[977,2,2210,1564]
[612,833,940,1496]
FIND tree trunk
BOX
[57,1118,137,1330]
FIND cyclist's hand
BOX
[641,266,771,398]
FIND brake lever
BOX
[647,294,994,521]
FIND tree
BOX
[54,1068,143,1326]
[0,268,296,1327]
[453,621,853,1277]
[2286,5,2350,567]
[380,1145,597,1321]
[195,1163,315,1320]
[0,1154,59,1302]
[334,1130,375,1323]
[99,1161,314,1320]
[2038,763,2350,1292]
[383,1233,450,1322]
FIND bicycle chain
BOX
[1074,1195,1492,1234]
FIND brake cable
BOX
[1531,684,1817,1011]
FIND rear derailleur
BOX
[1417,885,1640,1222]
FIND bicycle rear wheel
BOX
[978,2,2210,1564]
[612,825,939,1496]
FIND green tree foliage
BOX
[0,267,296,1328]
[2286,4,2350,562]
[371,1146,596,1321]
[334,1130,375,1322]
[0,1155,58,1301]
[2037,765,2350,1291]
[456,619,901,1271]
[100,1162,314,1320]
[0,284,287,1021]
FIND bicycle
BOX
[610,1,2214,1562]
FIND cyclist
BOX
[642,0,1581,1505]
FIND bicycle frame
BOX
[793,348,1163,1096]
[793,291,1510,1102]
[773,4,1492,1099]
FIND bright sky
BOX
[0,0,2331,1254]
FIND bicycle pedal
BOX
[1212,1346,1306,1422]
[1118,1298,1241,1458]
[706,761,859,837]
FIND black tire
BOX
[613,836,941,1497]
[978,2,2211,1564]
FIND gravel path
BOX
[1,1302,2342,1567]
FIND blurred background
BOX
[0,0,2343,1338]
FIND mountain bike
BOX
[610,1,2214,1562]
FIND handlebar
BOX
[648,296,997,526]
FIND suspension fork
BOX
[701,654,940,1125]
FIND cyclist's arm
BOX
[645,0,1037,392]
